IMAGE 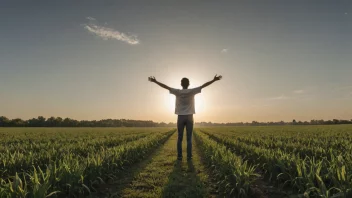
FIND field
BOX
[1,125,352,198]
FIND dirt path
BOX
[97,132,216,198]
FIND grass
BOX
[112,132,214,198]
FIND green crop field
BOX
[1,125,352,198]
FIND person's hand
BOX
[148,76,157,83]
[213,74,222,81]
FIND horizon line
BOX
[1,115,351,124]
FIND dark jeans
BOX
[177,114,194,158]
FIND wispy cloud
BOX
[83,17,140,45]
[86,16,97,21]
[221,48,228,53]
[293,89,305,94]
[268,95,289,100]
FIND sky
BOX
[0,1,351,123]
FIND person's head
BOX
[181,78,189,89]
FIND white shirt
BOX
[169,87,202,115]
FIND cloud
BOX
[221,48,228,53]
[293,90,305,94]
[86,16,96,21]
[83,17,140,45]
[268,95,289,100]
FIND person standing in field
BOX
[148,75,222,160]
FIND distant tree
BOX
[340,120,350,124]
[55,117,63,127]
[37,116,46,126]
[10,118,26,127]
[0,116,10,127]
[251,121,259,126]
[325,120,333,125]
[317,119,325,125]
[1,116,352,127]
[28,117,39,127]
[46,117,56,127]
[63,118,72,127]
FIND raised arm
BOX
[200,74,222,89]
[148,76,172,91]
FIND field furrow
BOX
[200,127,352,198]
[0,128,175,198]
[1,125,352,198]
[107,131,214,198]
[194,130,262,198]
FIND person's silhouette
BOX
[148,75,222,160]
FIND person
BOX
[148,75,222,160]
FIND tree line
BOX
[0,116,351,127]
[195,119,352,126]
[0,116,175,127]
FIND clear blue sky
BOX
[0,1,351,122]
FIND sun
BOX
[195,94,204,113]
[167,95,176,112]
[167,94,205,113]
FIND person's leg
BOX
[185,114,194,159]
[177,115,185,159]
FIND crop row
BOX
[0,133,149,178]
[212,130,352,160]
[0,129,175,198]
[200,130,352,197]
[0,128,158,144]
[205,126,352,148]
[194,130,258,198]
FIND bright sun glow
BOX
[167,94,205,113]
[195,94,205,113]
